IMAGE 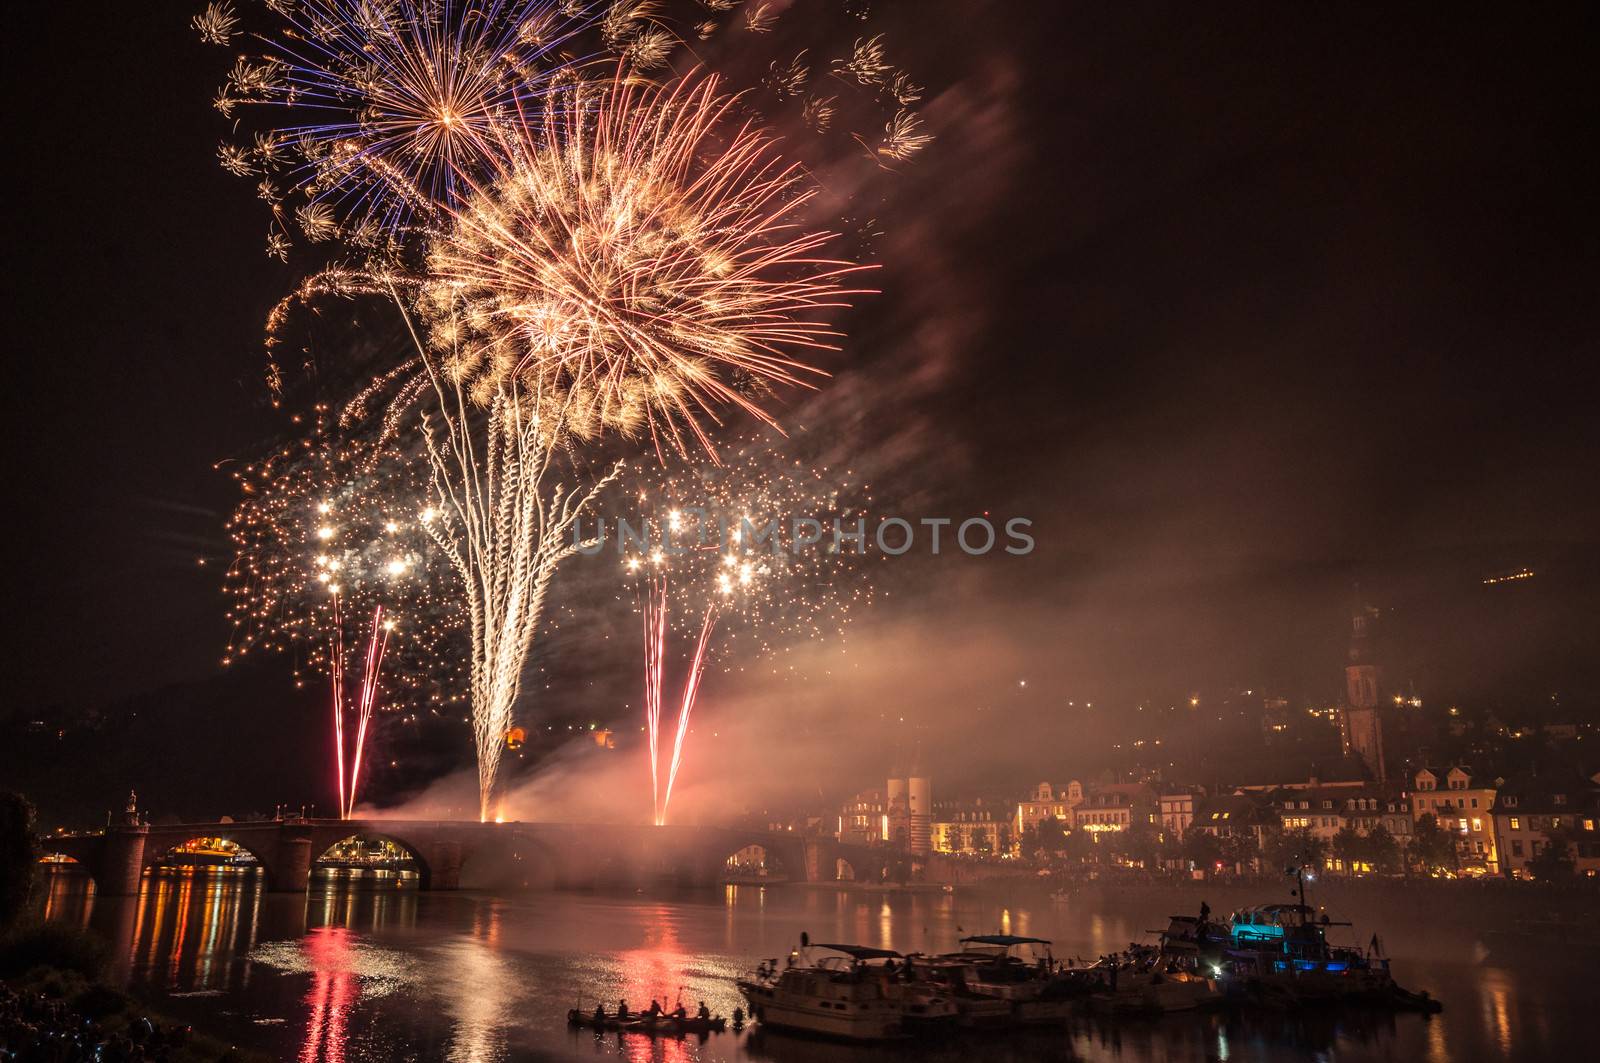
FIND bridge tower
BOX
[1338,605,1386,782]
[907,748,931,857]
[95,793,148,896]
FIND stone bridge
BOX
[42,820,895,895]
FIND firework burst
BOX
[620,446,876,823]
[223,407,466,814]
[198,0,606,246]
[417,70,873,457]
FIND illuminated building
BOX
[931,799,1008,856]
[837,788,886,846]
[1379,791,1415,850]
[1014,780,1083,837]
[1190,794,1274,872]
[1413,766,1499,873]
[1261,779,1410,874]
[1159,787,1205,839]
[1491,774,1600,879]
[1069,782,1157,833]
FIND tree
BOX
[1220,832,1259,875]
[1263,827,1326,875]
[1183,830,1223,871]
[1019,823,1041,860]
[1331,826,1365,874]
[1410,814,1458,875]
[1,792,38,929]
[1159,830,1187,868]
[1062,826,1095,863]
[1036,817,1068,855]
[1528,829,1576,882]
[1109,821,1159,868]
[1366,825,1401,875]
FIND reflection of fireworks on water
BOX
[223,408,464,814]
[620,446,876,823]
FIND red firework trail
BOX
[328,600,393,819]
[331,596,348,822]
[659,604,719,826]
[345,606,392,818]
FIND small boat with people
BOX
[568,997,729,1037]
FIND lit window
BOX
[1510,817,1520,831]
[1586,819,1595,832]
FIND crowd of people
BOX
[1,984,192,1062]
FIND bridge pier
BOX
[264,830,312,892]
[94,824,148,896]
[427,841,462,890]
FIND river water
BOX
[40,868,1588,1062]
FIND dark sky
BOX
[7,1,1597,744]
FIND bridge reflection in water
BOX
[37,866,1587,1063]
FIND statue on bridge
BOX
[122,790,139,826]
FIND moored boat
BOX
[737,943,954,1041]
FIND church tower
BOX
[1339,605,1386,781]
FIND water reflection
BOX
[299,928,359,1063]
[34,868,1596,1063]
[436,907,516,1063]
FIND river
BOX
[39,867,1589,1062]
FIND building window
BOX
[1512,841,1524,857]
[1510,817,1520,831]
[1471,798,1478,808]
[1585,819,1595,833]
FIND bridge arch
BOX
[725,842,785,882]
[312,832,427,886]
[38,852,87,867]
[143,834,267,885]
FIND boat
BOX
[1164,869,1440,1012]
[1085,963,1219,1014]
[940,935,1090,1023]
[901,956,1019,1028]
[567,1009,728,1035]
[736,944,955,1041]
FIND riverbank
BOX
[1,922,268,1062]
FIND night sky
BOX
[7,4,1597,816]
